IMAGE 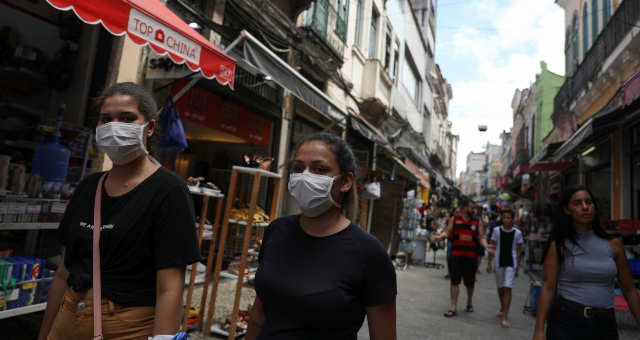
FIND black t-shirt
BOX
[255,215,397,340]
[58,167,200,307]
[499,229,515,268]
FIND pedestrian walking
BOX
[38,82,201,340]
[487,208,523,328]
[245,132,397,340]
[476,207,488,274]
[438,199,491,317]
[444,207,461,279]
[532,185,640,340]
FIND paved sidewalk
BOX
[358,254,640,340]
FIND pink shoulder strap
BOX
[93,173,107,340]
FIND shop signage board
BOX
[45,0,236,88]
[172,81,272,147]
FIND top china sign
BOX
[128,8,201,64]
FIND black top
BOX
[58,167,200,307]
[499,228,515,268]
[254,215,397,340]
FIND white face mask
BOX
[288,170,341,218]
[96,122,149,165]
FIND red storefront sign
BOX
[46,0,236,87]
[172,81,271,146]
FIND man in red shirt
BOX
[438,199,491,317]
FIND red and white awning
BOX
[46,0,236,88]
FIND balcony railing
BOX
[304,0,346,56]
[554,0,640,118]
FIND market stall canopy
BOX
[46,0,236,88]
[225,30,346,127]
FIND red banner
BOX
[172,81,271,146]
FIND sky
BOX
[435,0,566,178]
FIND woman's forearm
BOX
[623,284,640,326]
[153,289,183,335]
[245,297,265,340]
[38,270,68,340]
[533,284,554,334]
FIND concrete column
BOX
[275,48,298,216]
[612,128,622,219]
[209,0,226,45]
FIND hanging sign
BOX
[172,81,272,146]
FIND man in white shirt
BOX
[487,208,523,328]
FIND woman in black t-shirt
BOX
[38,83,200,340]
[247,133,397,340]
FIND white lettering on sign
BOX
[128,8,201,64]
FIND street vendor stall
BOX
[0,0,237,322]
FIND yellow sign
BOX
[22,282,37,290]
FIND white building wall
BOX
[389,0,431,133]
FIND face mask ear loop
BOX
[328,174,343,208]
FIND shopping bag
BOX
[159,96,188,151]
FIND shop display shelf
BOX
[219,269,256,282]
[188,186,224,198]
[0,302,47,320]
[0,197,67,203]
[209,323,247,338]
[194,223,213,230]
[228,219,269,228]
[231,165,281,179]
[14,277,54,286]
[0,222,59,230]
[1,138,40,150]
[0,66,48,84]
[184,272,206,286]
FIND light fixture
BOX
[263,74,272,81]
[581,145,596,157]
[188,22,202,31]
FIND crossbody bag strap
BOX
[93,173,107,340]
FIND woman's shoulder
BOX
[269,215,300,231]
[344,223,388,255]
[74,171,107,194]
[153,167,188,187]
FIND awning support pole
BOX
[224,31,247,53]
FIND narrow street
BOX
[358,253,640,340]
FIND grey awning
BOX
[225,30,346,127]
[349,116,389,147]
[432,170,450,189]
[393,130,431,170]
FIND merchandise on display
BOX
[0,254,55,312]
[398,198,429,241]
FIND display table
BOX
[204,166,281,339]
[183,186,225,330]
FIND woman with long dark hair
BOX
[532,186,640,340]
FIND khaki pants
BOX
[48,288,154,340]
